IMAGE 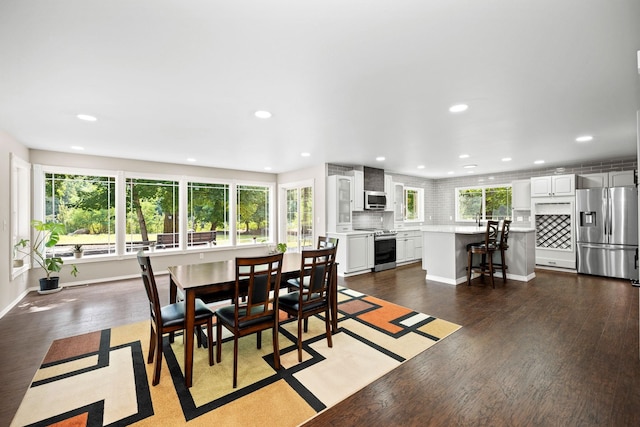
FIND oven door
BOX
[374,237,396,271]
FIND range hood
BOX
[363,166,385,192]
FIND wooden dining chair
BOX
[137,253,214,386]
[317,235,339,249]
[278,246,337,362]
[467,220,500,288]
[215,252,283,388]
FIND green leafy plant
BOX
[73,244,83,252]
[276,242,287,253]
[14,220,78,279]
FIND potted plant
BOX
[276,242,288,253]
[13,239,28,268]
[14,220,79,293]
[73,244,84,258]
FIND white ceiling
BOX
[1,0,639,178]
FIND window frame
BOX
[403,186,424,223]
[455,184,512,222]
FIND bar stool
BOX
[493,220,512,282]
[467,220,500,288]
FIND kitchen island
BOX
[421,225,536,285]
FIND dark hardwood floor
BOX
[1,264,639,425]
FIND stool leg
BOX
[488,251,495,289]
[467,250,473,286]
[501,249,507,282]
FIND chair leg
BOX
[232,335,239,388]
[196,325,203,348]
[152,333,163,386]
[303,317,309,332]
[207,319,214,366]
[325,309,333,348]
[148,327,156,364]
[257,330,262,349]
[216,321,223,363]
[297,316,304,362]
[272,323,281,370]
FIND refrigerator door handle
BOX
[635,248,638,270]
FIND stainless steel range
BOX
[355,228,397,271]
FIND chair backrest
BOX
[137,252,161,323]
[317,236,339,249]
[500,220,512,248]
[297,246,337,307]
[234,253,284,323]
[484,220,500,248]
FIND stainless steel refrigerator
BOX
[576,186,638,280]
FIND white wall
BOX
[0,131,30,316]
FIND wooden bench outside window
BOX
[156,231,217,248]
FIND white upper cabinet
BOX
[353,170,364,211]
[512,179,531,209]
[384,174,394,212]
[531,174,575,197]
[327,175,353,232]
[394,182,404,221]
[578,170,636,188]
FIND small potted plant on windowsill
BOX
[73,244,84,258]
[14,220,79,294]
[13,240,28,268]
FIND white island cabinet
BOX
[421,226,536,285]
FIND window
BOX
[280,182,313,252]
[44,172,116,257]
[11,154,31,277]
[125,178,179,252]
[34,165,276,256]
[187,181,230,247]
[404,187,423,221]
[236,184,271,245]
[456,185,512,221]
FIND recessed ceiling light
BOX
[376,156,385,161]
[534,160,545,164]
[459,154,470,159]
[254,110,272,119]
[264,166,272,171]
[300,152,310,157]
[417,165,425,169]
[488,176,495,180]
[77,114,97,122]
[463,164,477,168]
[467,170,474,174]
[449,104,469,113]
[447,171,455,175]
[70,146,84,151]
[502,157,512,162]
[576,135,593,142]
[187,158,196,162]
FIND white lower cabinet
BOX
[328,232,374,276]
[395,230,422,264]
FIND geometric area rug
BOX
[10,287,461,426]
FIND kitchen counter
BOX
[421,226,536,285]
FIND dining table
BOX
[167,251,338,387]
